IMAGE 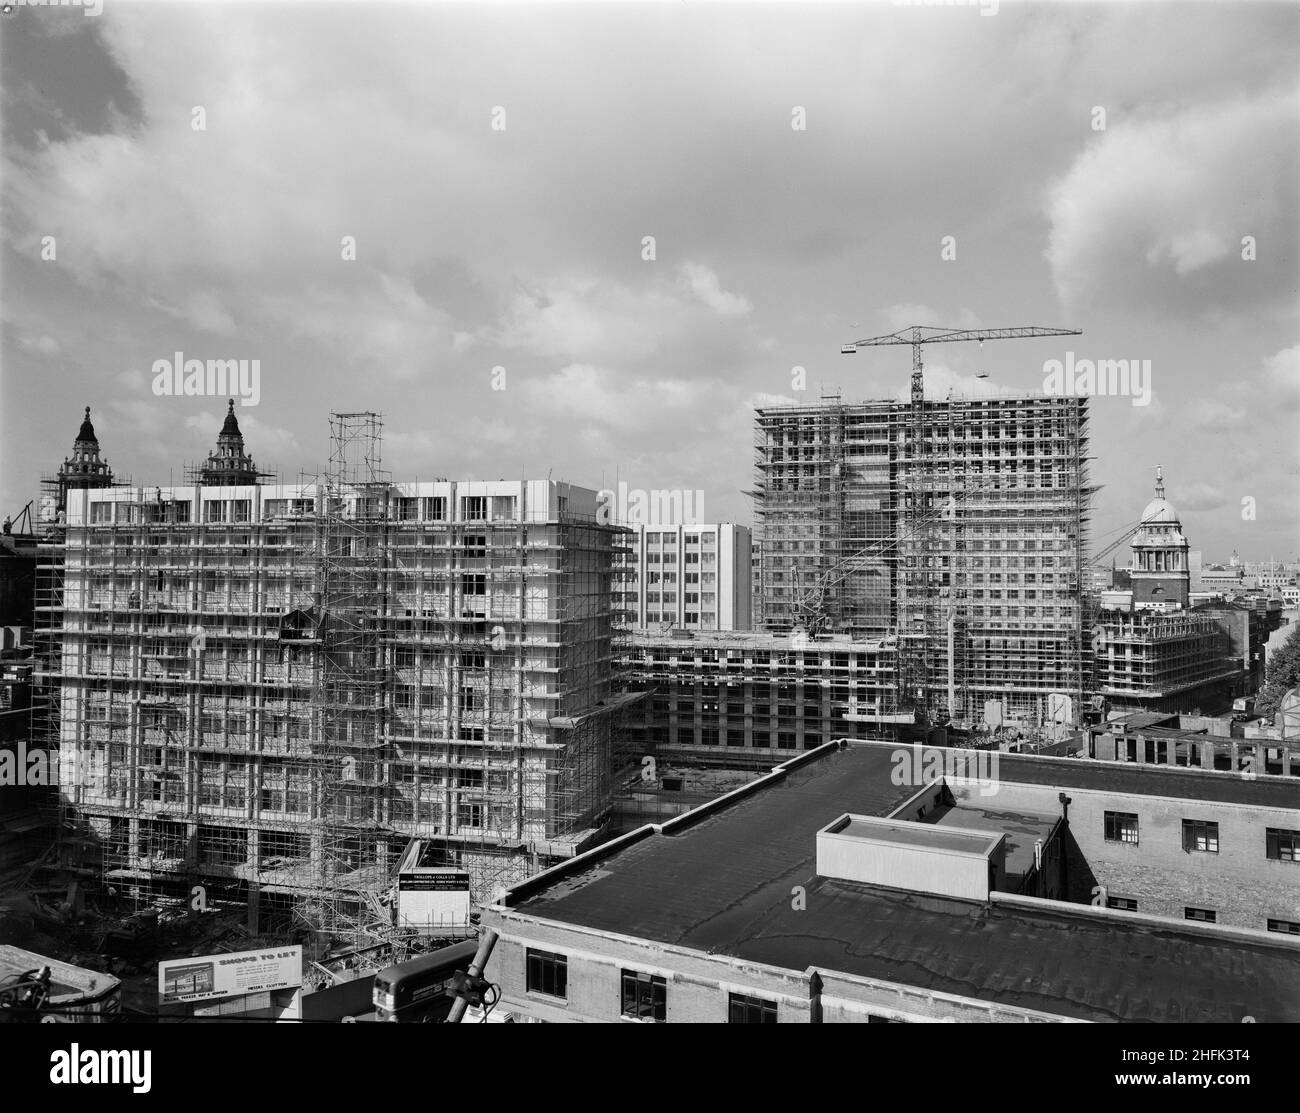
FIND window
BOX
[1182,820,1219,854]
[1106,896,1138,911]
[621,970,667,1022]
[728,993,777,1024]
[1267,919,1300,935]
[1184,907,1217,923]
[1266,828,1300,862]
[1103,811,1139,844]
[461,496,488,520]
[526,949,567,999]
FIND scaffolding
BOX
[34,415,634,960]
[301,412,394,947]
[753,394,1095,726]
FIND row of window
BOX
[642,532,718,546]
[1103,813,1300,861]
[525,950,779,1022]
[1105,898,1298,934]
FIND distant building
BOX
[620,629,908,758]
[1081,710,1300,779]
[1129,467,1189,612]
[1094,472,1251,715]
[612,524,752,631]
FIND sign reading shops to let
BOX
[158,945,302,1004]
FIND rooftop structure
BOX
[485,740,1300,1022]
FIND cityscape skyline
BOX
[2,2,1297,561]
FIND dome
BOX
[1141,497,1179,524]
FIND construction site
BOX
[15,408,639,977]
[752,326,1095,735]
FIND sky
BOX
[1,0,1297,563]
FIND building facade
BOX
[619,630,907,759]
[612,524,752,631]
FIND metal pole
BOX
[446,927,499,1024]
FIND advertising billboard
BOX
[159,946,302,1018]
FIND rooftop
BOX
[506,742,1300,1022]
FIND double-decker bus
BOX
[372,940,478,1023]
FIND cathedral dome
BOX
[1140,497,1179,525]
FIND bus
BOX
[372,939,478,1023]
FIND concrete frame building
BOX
[619,629,909,759]
[752,395,1091,726]
[35,408,635,946]
[612,524,752,631]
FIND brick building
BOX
[483,741,1300,1022]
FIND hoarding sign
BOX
[397,869,471,929]
[159,946,302,1004]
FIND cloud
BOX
[18,335,61,356]
[883,305,982,333]
[1260,344,1300,411]
[1045,84,1300,313]
[521,364,724,434]
[678,262,751,318]
[1177,482,1229,513]
[147,291,237,335]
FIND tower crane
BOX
[836,324,1083,721]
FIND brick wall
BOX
[947,779,1300,930]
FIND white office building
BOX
[613,524,752,631]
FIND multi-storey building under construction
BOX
[33,409,634,950]
[752,394,1092,726]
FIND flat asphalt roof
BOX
[927,802,1059,878]
[511,744,1300,1022]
